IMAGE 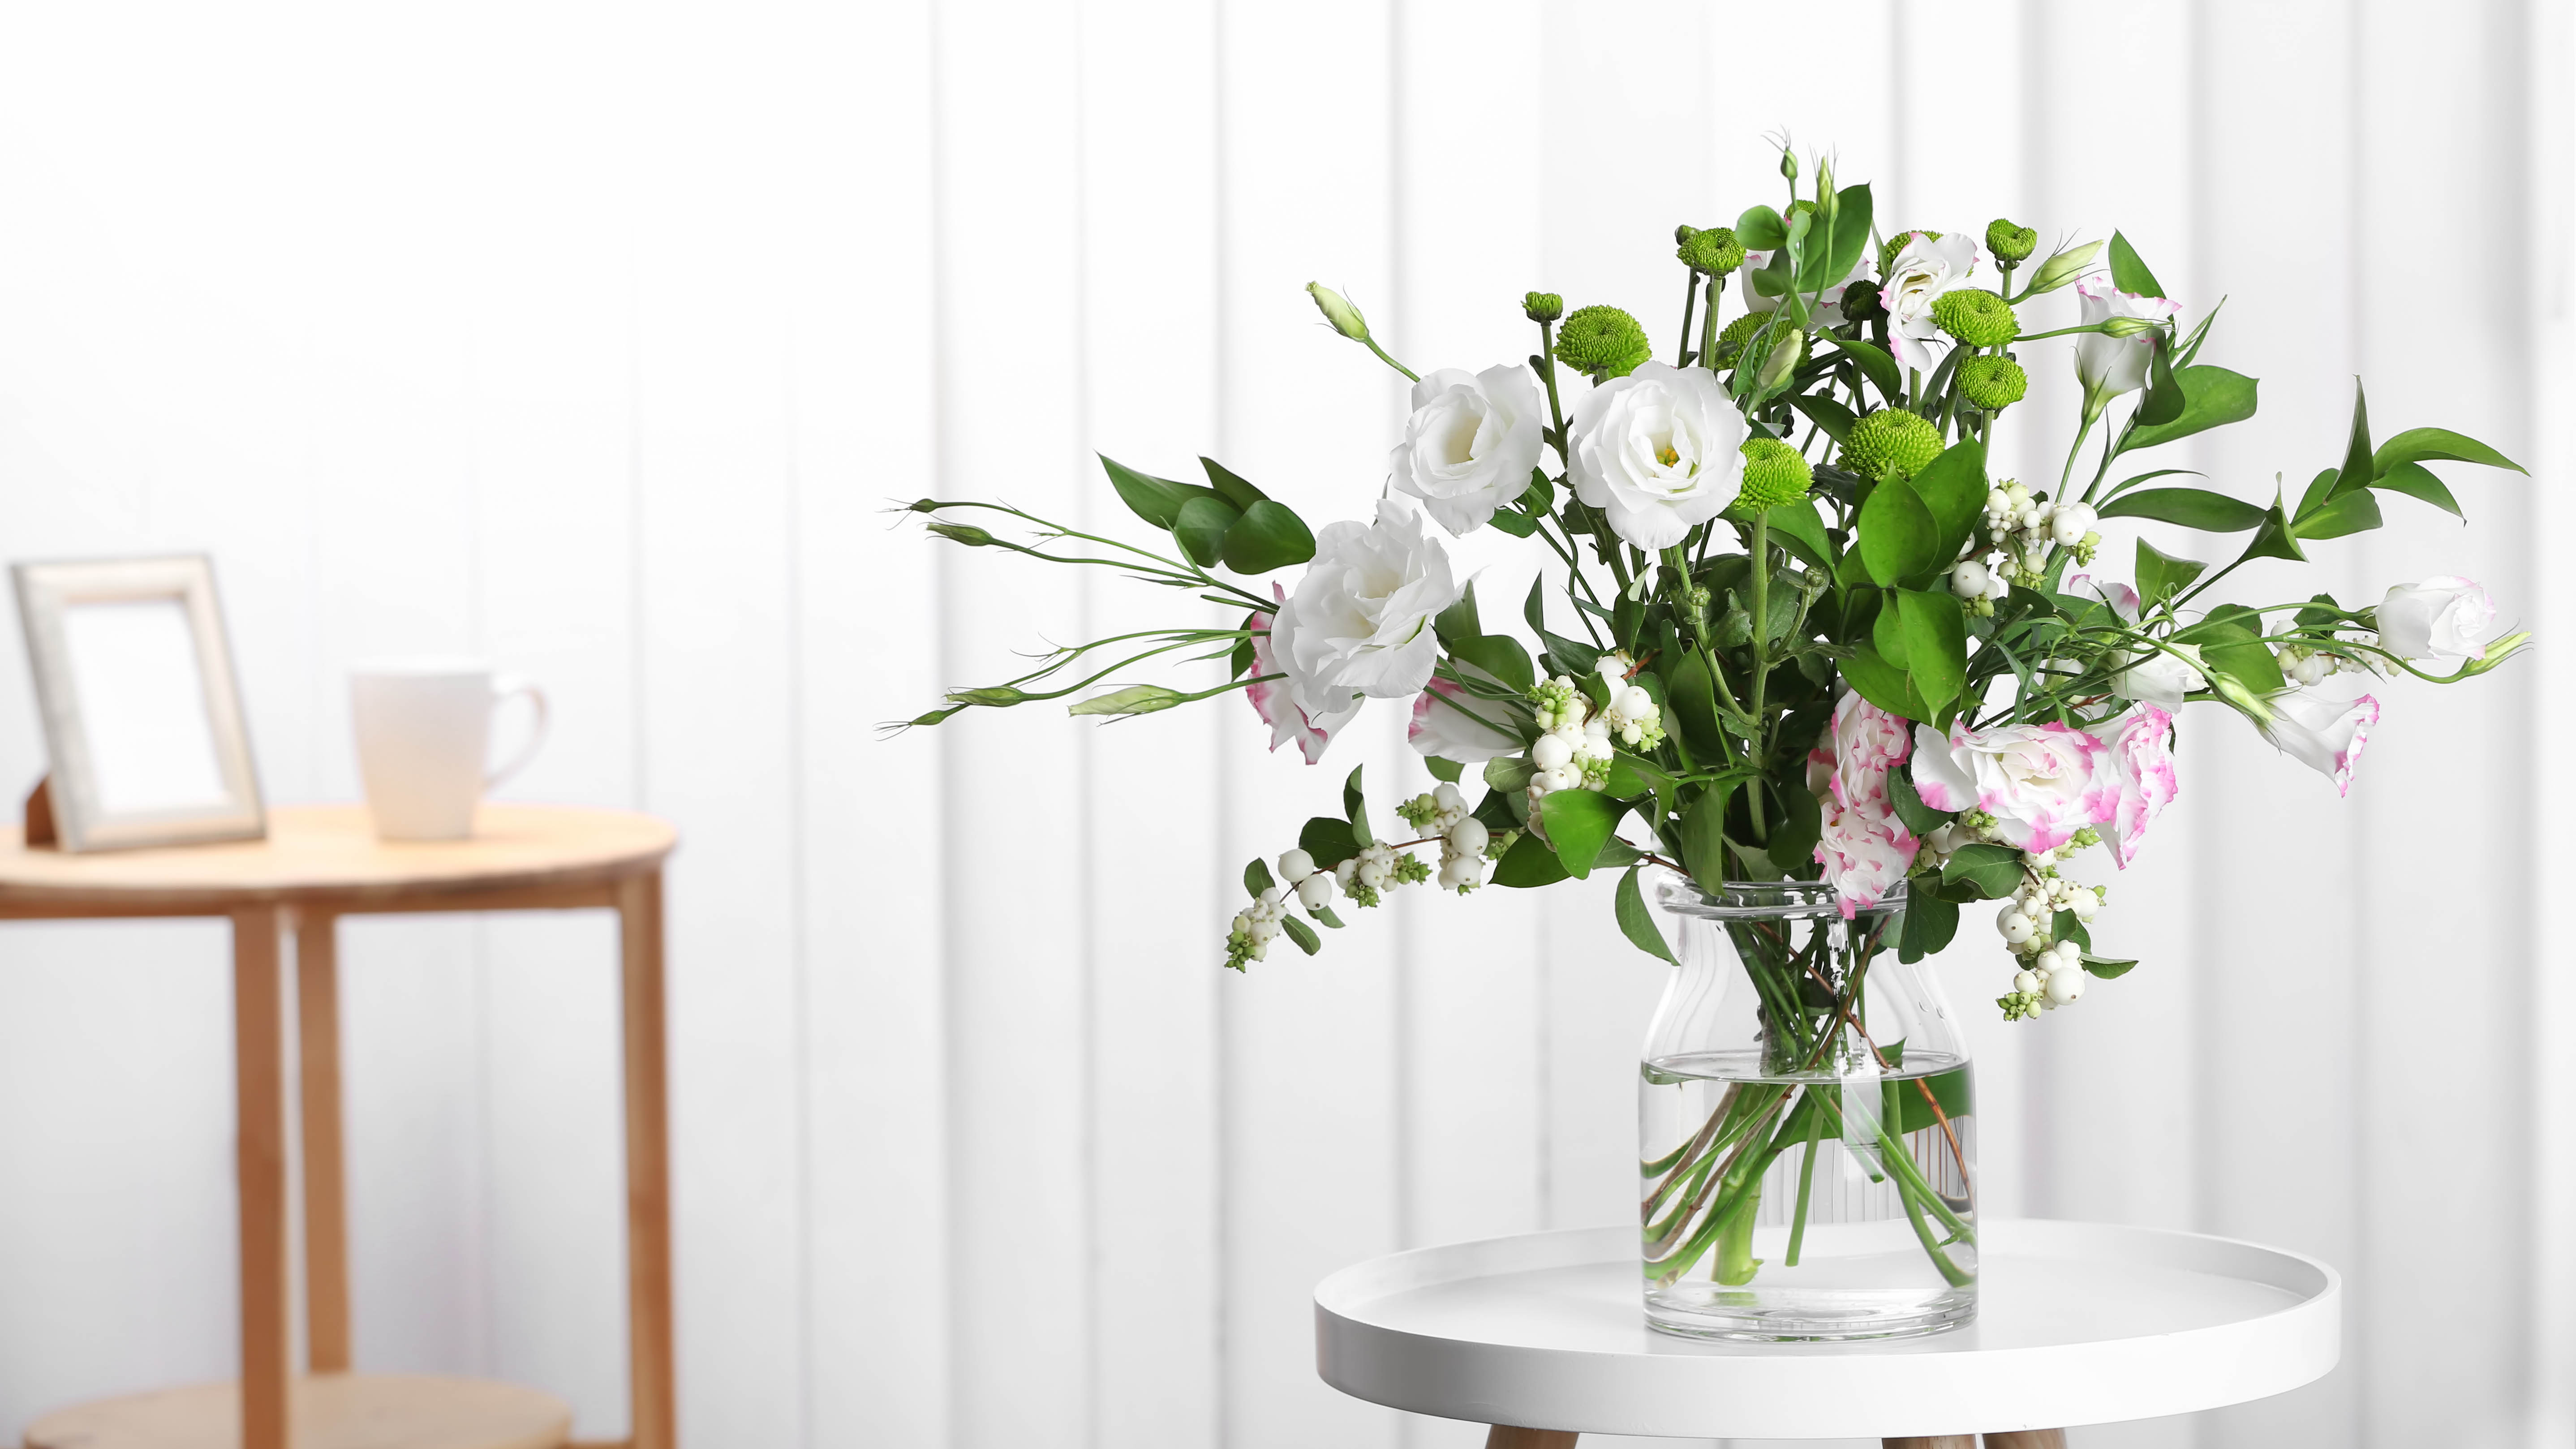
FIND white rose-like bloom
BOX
[2257,690,2380,797]
[2073,275,2181,405]
[2374,576,2497,666]
[1880,231,1984,373]
[1268,498,1462,720]
[1564,361,1745,550]
[1389,365,1548,537]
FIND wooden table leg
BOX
[1884,1438,1976,1449]
[233,907,293,1449]
[1984,1434,2068,1448]
[1485,1428,1578,1449]
[296,910,351,1374]
[619,870,677,1449]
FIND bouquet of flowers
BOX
[904,143,2525,1023]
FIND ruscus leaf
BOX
[1614,865,1678,963]
[2099,487,2270,533]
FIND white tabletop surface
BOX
[1314,1219,2339,1440]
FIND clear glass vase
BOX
[1638,877,1976,1342]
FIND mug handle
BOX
[486,675,551,791]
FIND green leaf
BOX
[1343,766,1372,846]
[1243,857,1275,897]
[1484,507,1539,538]
[1298,816,1361,868]
[2050,911,2091,951]
[1907,438,1989,550]
[1893,1063,1974,1135]
[1434,582,1484,650]
[2177,615,2285,694]
[1615,865,1677,963]
[1447,635,1536,695]
[2107,230,2167,299]
[1942,843,2023,899]
[1280,914,1321,955]
[2135,334,2184,426]
[1858,477,1943,586]
[2234,490,2308,565]
[1898,893,1958,964]
[2103,468,2206,502]
[1172,494,1241,568]
[1871,594,1910,670]
[1886,768,1948,837]
[2117,366,2258,454]
[2134,537,2206,607]
[2371,460,2464,519]
[1311,904,1346,929]
[1823,182,1874,288]
[1818,335,1904,404]
[1735,203,1787,250]
[1765,774,1822,872]
[1484,754,1537,793]
[1425,756,1463,784]
[1493,831,1571,888]
[1099,454,1213,529]
[2292,488,2382,540]
[2081,953,2139,979]
[2099,487,2270,532]
[1838,644,1931,722]
[2372,426,2526,477]
[1680,784,1733,895]
[2330,380,2374,501]
[1221,499,1316,573]
[1520,469,1556,512]
[1788,393,1857,445]
[2294,466,2340,520]
[1595,835,1644,869]
[1664,650,1728,758]
[2174,297,2226,368]
[1897,589,1967,721]
[1200,456,1269,510]
[1539,789,1624,878]
[1229,636,1255,678]
[1765,498,1833,573]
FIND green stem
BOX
[1784,1094,1824,1267]
[1677,270,1701,365]
[1362,335,1419,382]
[1744,512,1773,840]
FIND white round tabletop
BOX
[1314,1220,2339,1440]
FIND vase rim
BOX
[1654,875,1909,919]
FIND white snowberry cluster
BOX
[1337,839,1430,908]
[1226,878,1302,968]
[1957,481,2101,610]
[1526,656,1664,801]
[1913,813,1993,868]
[2275,640,2371,688]
[1398,782,1500,892]
[1992,843,2106,1019]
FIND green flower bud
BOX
[1732,437,1814,515]
[1674,224,1699,245]
[1522,291,1564,323]
[1307,282,1370,341]
[2097,315,2162,338]
[1958,354,2029,411]
[1881,229,1942,275]
[928,521,998,547]
[1677,226,1746,277]
[1068,684,1187,717]
[1840,408,1942,483]
[1931,288,2020,348]
[2025,240,2104,296]
[1841,280,1887,324]
[1553,304,1652,379]
[948,685,1030,707]
[1780,150,1799,182]
[1716,310,1806,372]
[1987,219,2038,262]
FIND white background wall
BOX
[0,2,2567,1447]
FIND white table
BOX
[1315,1220,2339,1447]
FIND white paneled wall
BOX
[0,4,2567,1449]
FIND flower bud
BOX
[948,685,1028,707]
[1522,291,1564,323]
[1779,149,1799,182]
[1674,224,1699,245]
[1985,219,2038,262]
[1733,436,1814,513]
[2025,240,2105,296]
[1930,289,2020,348]
[2096,315,2162,338]
[1677,226,1746,278]
[1067,684,1186,716]
[1958,354,2028,411]
[928,521,998,546]
[1839,407,1942,483]
[1307,282,1371,341]
[1552,304,1651,380]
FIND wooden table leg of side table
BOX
[232,907,293,1449]
[296,910,352,1373]
[619,870,677,1449]
[1884,1438,1977,1449]
[1484,1428,1578,1449]
[1983,1433,2068,1448]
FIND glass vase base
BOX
[1643,1285,1975,1343]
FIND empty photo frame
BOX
[13,555,265,851]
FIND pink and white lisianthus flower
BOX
[2100,705,2178,868]
[1880,230,1985,373]
[2258,690,2379,796]
[1910,719,2118,853]
[2073,276,2181,407]
[1814,797,1918,920]
[1245,584,1361,764]
[1268,496,1459,714]
[1810,691,1912,810]
[1407,676,1519,764]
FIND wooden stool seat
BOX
[24,1374,571,1449]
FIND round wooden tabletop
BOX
[0,803,675,913]
[24,1373,571,1449]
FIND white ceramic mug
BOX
[350,661,550,841]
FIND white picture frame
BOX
[13,555,266,851]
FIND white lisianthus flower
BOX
[1389,365,1550,537]
[2115,640,2206,709]
[1245,584,1362,765]
[1880,231,1984,373]
[1564,361,1744,550]
[2073,276,2181,408]
[2374,576,2497,666]
[1407,677,1520,764]
[1268,498,1462,722]
[2255,690,2380,796]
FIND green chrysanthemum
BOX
[1931,288,2020,348]
[1880,228,1942,275]
[1553,304,1651,379]
[1732,437,1814,515]
[1717,309,1806,370]
[1958,354,2029,411]
[1986,218,2038,262]
[1841,279,1886,323]
[1523,291,1564,323]
[1841,408,1942,482]
[1677,225,1746,277]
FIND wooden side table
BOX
[2,804,680,1449]
[1315,1220,2341,1446]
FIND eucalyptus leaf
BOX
[1907,438,1989,551]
